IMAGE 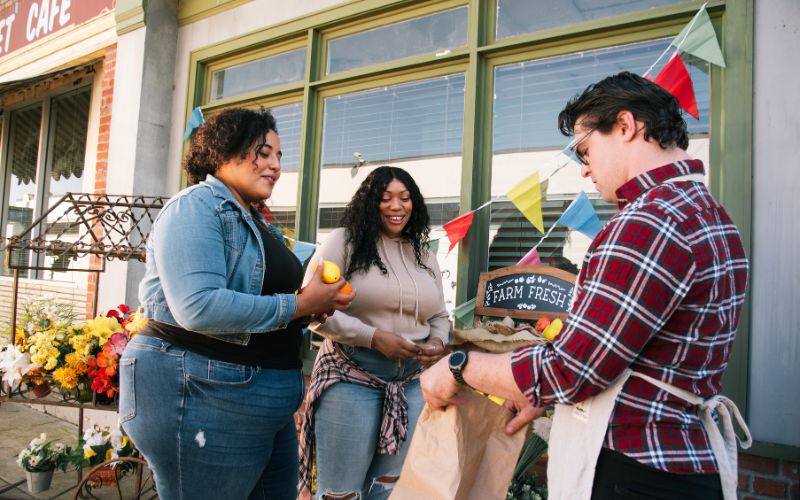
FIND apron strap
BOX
[630,371,752,500]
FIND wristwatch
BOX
[448,351,471,387]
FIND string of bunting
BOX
[202,3,725,323]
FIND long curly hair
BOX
[340,166,432,279]
[183,108,278,185]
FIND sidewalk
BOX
[0,403,83,499]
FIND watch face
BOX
[449,350,467,369]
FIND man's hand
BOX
[415,338,449,367]
[420,356,462,410]
[371,330,422,360]
[503,399,545,435]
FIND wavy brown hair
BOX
[340,166,432,279]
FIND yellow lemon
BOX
[314,260,341,284]
[542,318,564,341]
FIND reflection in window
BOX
[496,0,684,39]
[264,102,303,232]
[327,6,468,74]
[318,74,466,310]
[210,48,306,101]
[489,39,710,271]
[4,105,42,273]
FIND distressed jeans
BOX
[119,335,303,500]
[313,346,424,500]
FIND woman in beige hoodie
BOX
[298,166,451,499]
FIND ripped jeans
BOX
[119,335,303,500]
[313,345,424,500]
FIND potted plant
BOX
[78,424,138,487]
[16,433,75,494]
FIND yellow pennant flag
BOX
[506,172,544,233]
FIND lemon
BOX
[314,260,341,284]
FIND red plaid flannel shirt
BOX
[512,159,748,474]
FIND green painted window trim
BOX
[178,0,252,26]
[179,0,766,456]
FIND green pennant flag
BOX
[671,5,726,67]
[453,297,476,328]
[428,238,440,255]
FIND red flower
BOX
[118,304,131,314]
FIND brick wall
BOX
[739,453,799,499]
[85,44,117,319]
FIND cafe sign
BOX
[0,0,114,58]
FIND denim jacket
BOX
[138,174,297,345]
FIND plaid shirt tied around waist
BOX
[298,339,420,493]
[512,159,748,474]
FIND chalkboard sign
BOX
[475,265,577,321]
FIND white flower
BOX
[0,346,38,388]
[109,428,124,450]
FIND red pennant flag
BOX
[517,247,542,266]
[652,53,699,119]
[443,211,474,254]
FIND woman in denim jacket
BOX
[119,108,353,500]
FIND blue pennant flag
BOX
[183,107,205,141]
[557,191,602,239]
[562,144,582,165]
[292,240,317,264]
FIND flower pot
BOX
[31,380,51,399]
[26,469,54,494]
[89,464,120,487]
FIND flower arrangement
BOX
[0,299,147,402]
[79,424,138,468]
[16,433,75,473]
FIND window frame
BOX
[180,0,778,457]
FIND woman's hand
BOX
[415,338,449,367]
[371,330,422,360]
[293,264,355,320]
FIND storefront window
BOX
[3,104,42,274]
[210,48,306,101]
[496,0,685,39]
[326,6,468,74]
[489,38,710,271]
[1,87,92,279]
[318,73,466,308]
[265,102,303,232]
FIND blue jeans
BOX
[119,335,303,500]
[313,346,423,500]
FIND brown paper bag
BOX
[391,390,528,500]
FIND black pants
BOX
[591,448,723,500]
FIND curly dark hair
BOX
[183,108,278,185]
[340,166,433,279]
[557,71,689,150]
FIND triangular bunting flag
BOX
[517,247,542,266]
[443,211,475,254]
[453,297,476,328]
[506,172,545,233]
[183,107,205,141]
[672,5,726,67]
[292,240,317,264]
[557,191,603,239]
[652,53,699,119]
[428,238,440,255]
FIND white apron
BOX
[546,369,752,500]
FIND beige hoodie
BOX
[304,227,451,348]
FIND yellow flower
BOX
[125,311,148,336]
[65,353,88,375]
[84,448,96,459]
[105,448,113,461]
[83,316,123,344]
[53,366,79,389]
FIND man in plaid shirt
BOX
[421,72,748,499]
